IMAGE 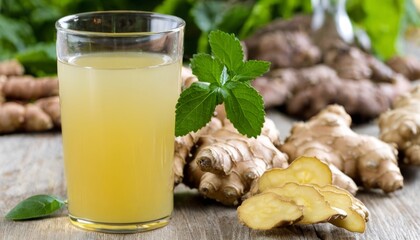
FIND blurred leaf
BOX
[29,5,63,42]
[191,1,226,32]
[346,0,367,22]
[350,0,405,59]
[239,0,312,39]
[16,43,57,76]
[0,15,35,54]
[405,0,420,26]
[239,0,277,38]
[218,4,252,33]
[155,0,180,13]
[197,32,211,54]
[30,5,62,25]
[191,1,251,53]
[155,0,193,14]
[278,0,312,19]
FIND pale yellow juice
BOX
[58,52,180,223]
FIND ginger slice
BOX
[258,156,332,192]
[264,182,346,224]
[317,187,367,233]
[320,184,369,221]
[237,192,303,230]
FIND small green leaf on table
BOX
[5,195,65,221]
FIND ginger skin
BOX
[174,117,222,185]
[387,55,420,81]
[35,96,61,127]
[379,86,420,165]
[281,105,404,194]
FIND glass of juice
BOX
[55,11,185,233]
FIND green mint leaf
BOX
[5,195,65,221]
[234,60,271,82]
[208,30,244,72]
[190,53,224,85]
[223,82,265,137]
[175,83,220,136]
[175,30,270,137]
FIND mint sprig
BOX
[5,195,65,220]
[175,30,270,137]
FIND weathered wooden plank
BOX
[1,111,420,239]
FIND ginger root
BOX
[1,75,59,101]
[324,47,372,81]
[35,96,61,127]
[246,16,412,122]
[0,59,59,103]
[245,30,321,69]
[0,102,25,133]
[0,59,61,134]
[180,117,289,206]
[281,105,404,194]
[173,117,223,185]
[0,102,53,133]
[0,96,61,134]
[254,64,410,122]
[379,86,420,165]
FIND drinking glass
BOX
[56,11,185,233]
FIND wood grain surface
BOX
[1,111,420,240]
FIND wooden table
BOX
[1,111,420,240]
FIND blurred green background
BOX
[0,0,419,76]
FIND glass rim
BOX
[55,10,186,37]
